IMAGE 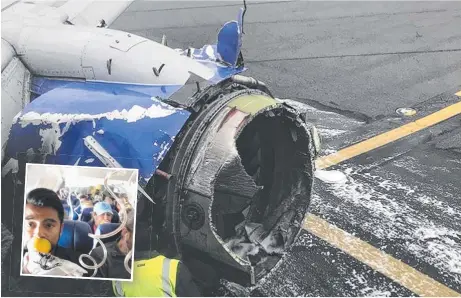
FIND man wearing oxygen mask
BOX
[22,188,89,277]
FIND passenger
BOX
[70,194,81,216]
[93,189,103,203]
[114,200,122,213]
[103,193,118,213]
[108,192,122,213]
[90,209,201,295]
[59,187,70,200]
[61,201,70,220]
[118,193,133,213]
[88,202,113,233]
[112,253,202,297]
[22,188,88,277]
[87,192,94,203]
[79,194,93,210]
[70,193,80,207]
[89,209,135,279]
[59,198,68,208]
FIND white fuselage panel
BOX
[2,5,214,86]
[1,57,31,157]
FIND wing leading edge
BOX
[4,80,190,185]
[1,0,133,27]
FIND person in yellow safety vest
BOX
[112,250,201,297]
[99,212,201,297]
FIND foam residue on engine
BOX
[224,222,286,266]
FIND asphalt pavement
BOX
[111,0,461,119]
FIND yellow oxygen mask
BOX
[31,237,52,254]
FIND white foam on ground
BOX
[322,148,338,155]
[320,166,461,283]
[347,269,395,296]
[393,156,428,177]
[318,127,349,138]
[410,226,461,276]
[315,169,348,184]
[256,232,406,296]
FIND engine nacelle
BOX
[151,89,316,286]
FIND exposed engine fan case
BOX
[164,89,316,285]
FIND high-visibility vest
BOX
[112,255,179,297]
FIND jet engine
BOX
[1,2,320,292]
[140,78,319,288]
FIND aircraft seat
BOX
[111,210,120,223]
[80,207,93,222]
[62,202,71,218]
[57,220,93,254]
[62,202,79,220]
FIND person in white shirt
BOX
[22,188,88,277]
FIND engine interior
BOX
[211,105,314,282]
[151,89,316,290]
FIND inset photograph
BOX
[21,163,138,281]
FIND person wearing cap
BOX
[89,202,113,233]
[103,193,118,212]
[93,189,103,203]
[89,209,135,279]
[79,194,94,210]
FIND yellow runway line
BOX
[305,94,461,296]
[316,100,461,169]
[303,214,461,297]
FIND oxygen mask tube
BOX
[65,189,75,220]
[78,170,132,277]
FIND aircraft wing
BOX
[5,80,191,184]
[1,0,133,157]
[1,0,133,27]
[55,0,133,27]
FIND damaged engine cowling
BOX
[157,89,316,286]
